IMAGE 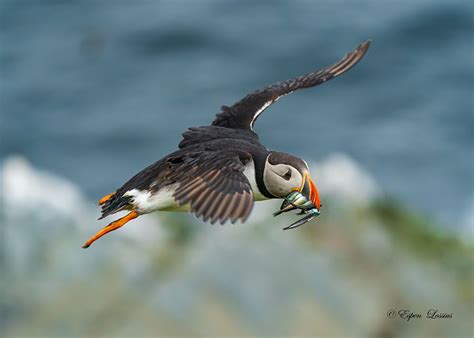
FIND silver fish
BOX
[282,208,320,230]
[273,191,321,230]
[280,191,317,211]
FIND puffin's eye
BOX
[283,170,292,180]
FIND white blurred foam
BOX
[310,153,379,205]
[0,155,164,246]
[1,156,87,219]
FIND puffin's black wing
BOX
[212,40,371,131]
[172,150,254,224]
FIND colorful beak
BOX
[299,173,321,210]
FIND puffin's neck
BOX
[252,151,275,199]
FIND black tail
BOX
[99,193,133,219]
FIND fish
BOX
[273,190,321,230]
[282,208,320,230]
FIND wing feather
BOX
[212,40,371,130]
[214,194,232,224]
[172,151,254,224]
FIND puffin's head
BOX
[263,152,321,209]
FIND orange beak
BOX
[299,173,321,210]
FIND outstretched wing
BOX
[171,150,254,224]
[212,40,371,131]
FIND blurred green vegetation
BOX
[2,196,473,338]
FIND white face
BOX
[263,160,304,198]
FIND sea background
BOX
[1,0,473,337]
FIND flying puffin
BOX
[82,40,370,248]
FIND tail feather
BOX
[99,192,133,219]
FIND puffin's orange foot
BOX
[82,211,139,249]
[98,193,116,205]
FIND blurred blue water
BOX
[1,0,473,228]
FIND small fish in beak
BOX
[273,188,321,230]
[273,173,322,229]
[273,190,314,216]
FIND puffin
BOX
[82,40,370,248]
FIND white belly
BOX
[123,184,189,214]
